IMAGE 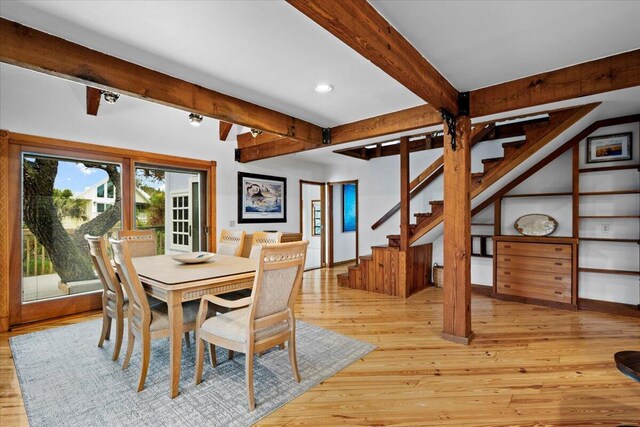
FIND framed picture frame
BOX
[311,199,321,236]
[586,132,632,163]
[342,183,356,232]
[237,172,286,223]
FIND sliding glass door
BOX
[134,165,206,254]
[21,154,122,303]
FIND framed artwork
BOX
[311,199,322,236]
[586,132,632,163]
[342,183,356,232]
[237,172,286,223]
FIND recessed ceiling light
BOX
[314,83,334,93]
[250,128,263,138]
[189,113,203,126]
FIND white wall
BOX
[501,152,573,237]
[577,122,639,304]
[331,183,357,263]
[301,183,322,269]
[0,64,327,243]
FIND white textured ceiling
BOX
[372,0,640,91]
[0,0,422,127]
[1,0,639,163]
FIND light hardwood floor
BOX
[2,266,639,426]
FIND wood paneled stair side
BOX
[336,244,432,297]
[407,103,600,245]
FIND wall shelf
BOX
[502,192,572,198]
[580,190,640,196]
[579,268,640,277]
[580,237,640,243]
[579,215,640,219]
[579,164,640,173]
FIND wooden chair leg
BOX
[112,315,124,361]
[137,333,151,392]
[245,351,255,411]
[288,337,301,383]
[194,334,205,385]
[184,331,191,348]
[122,325,135,370]
[208,343,217,368]
[98,313,111,347]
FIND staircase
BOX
[338,103,599,297]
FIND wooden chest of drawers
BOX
[493,236,578,308]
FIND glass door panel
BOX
[134,166,205,254]
[21,154,122,303]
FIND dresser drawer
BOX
[496,254,571,274]
[496,268,571,289]
[497,241,572,259]
[497,280,572,303]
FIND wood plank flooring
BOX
[2,266,639,426]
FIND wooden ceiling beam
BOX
[287,0,459,114]
[218,121,233,141]
[470,49,640,117]
[86,86,101,116]
[0,18,324,144]
[237,104,442,162]
[236,131,289,149]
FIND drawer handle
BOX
[555,263,562,266]
[554,276,562,281]
[554,291,562,295]
[504,271,511,276]
[504,258,511,262]
[504,245,511,249]
[504,284,511,288]
[554,248,563,252]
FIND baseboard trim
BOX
[442,331,475,345]
[331,259,357,267]
[471,284,493,297]
[579,298,640,318]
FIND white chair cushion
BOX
[200,307,289,343]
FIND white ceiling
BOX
[1,0,639,165]
[372,0,640,91]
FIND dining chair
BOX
[248,231,282,260]
[194,240,309,411]
[85,234,128,361]
[217,229,246,257]
[118,229,157,258]
[110,238,217,392]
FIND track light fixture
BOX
[189,113,203,126]
[101,91,120,104]
[250,128,263,138]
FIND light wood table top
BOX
[133,253,257,289]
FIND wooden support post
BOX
[442,116,474,345]
[572,145,580,238]
[494,198,502,236]
[398,136,410,298]
[0,130,9,332]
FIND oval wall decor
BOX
[514,213,558,237]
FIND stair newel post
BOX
[442,115,475,345]
[398,136,410,298]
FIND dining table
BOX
[132,253,258,398]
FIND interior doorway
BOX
[299,180,326,270]
[327,180,359,267]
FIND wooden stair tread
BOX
[481,157,504,164]
[429,200,443,206]
[502,140,526,149]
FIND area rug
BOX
[10,319,375,427]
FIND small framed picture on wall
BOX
[586,132,632,163]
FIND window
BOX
[107,181,114,198]
[21,154,121,303]
[171,194,190,249]
[96,183,104,198]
